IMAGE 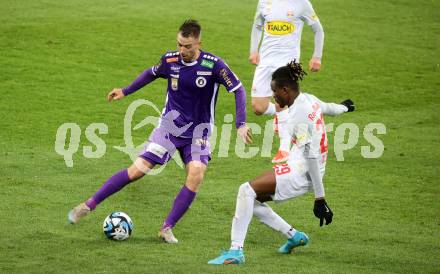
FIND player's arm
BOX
[108,56,166,101]
[215,60,252,144]
[311,94,355,116]
[249,2,264,65]
[234,85,253,144]
[305,142,333,226]
[293,118,332,226]
[309,21,324,71]
[293,121,326,198]
[301,1,324,72]
[319,99,355,116]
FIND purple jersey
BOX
[151,51,242,138]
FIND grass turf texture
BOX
[1,0,439,273]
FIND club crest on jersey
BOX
[171,78,178,91]
[266,21,294,35]
[195,76,207,88]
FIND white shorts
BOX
[251,65,278,98]
[272,160,326,202]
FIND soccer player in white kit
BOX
[249,0,325,163]
[208,62,355,265]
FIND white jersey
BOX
[254,0,319,67]
[272,92,347,201]
[286,92,347,172]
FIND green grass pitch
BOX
[1,0,439,273]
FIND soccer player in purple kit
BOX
[68,20,253,244]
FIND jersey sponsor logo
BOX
[266,21,294,35]
[171,78,178,91]
[195,76,207,88]
[166,57,179,63]
[308,103,321,121]
[197,71,212,76]
[201,59,214,69]
[219,68,233,88]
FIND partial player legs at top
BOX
[251,65,292,164]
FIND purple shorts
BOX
[139,127,211,166]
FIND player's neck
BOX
[287,92,300,107]
[191,50,201,62]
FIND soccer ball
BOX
[103,212,133,241]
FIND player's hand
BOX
[107,88,125,102]
[340,99,355,112]
[248,52,260,66]
[309,57,321,72]
[237,125,253,145]
[313,198,333,226]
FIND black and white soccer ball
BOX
[103,212,133,241]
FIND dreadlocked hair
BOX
[272,60,307,90]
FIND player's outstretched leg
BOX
[68,158,152,224]
[208,249,245,265]
[68,202,91,224]
[278,231,309,254]
[68,169,133,224]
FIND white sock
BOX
[263,102,276,116]
[276,109,291,152]
[231,182,256,249]
[253,200,296,239]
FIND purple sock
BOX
[162,185,196,229]
[86,169,131,210]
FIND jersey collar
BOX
[289,92,304,112]
[180,50,203,67]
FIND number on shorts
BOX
[274,163,291,175]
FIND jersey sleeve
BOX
[151,54,168,78]
[253,0,265,28]
[250,2,265,54]
[214,59,242,93]
[309,94,347,116]
[299,0,320,26]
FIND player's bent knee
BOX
[127,158,154,180]
[187,169,205,183]
[238,182,257,199]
